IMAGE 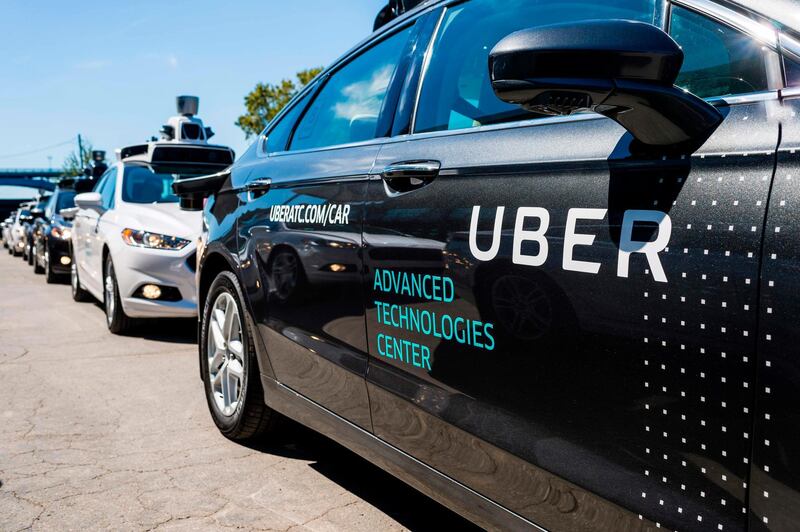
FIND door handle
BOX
[246,178,272,197]
[381,161,440,192]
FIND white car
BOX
[69,96,235,334]
[7,204,35,256]
[70,160,202,332]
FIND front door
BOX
[363,1,782,530]
[236,23,416,430]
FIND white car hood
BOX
[120,203,201,240]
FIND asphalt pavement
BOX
[0,252,476,531]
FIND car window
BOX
[670,5,777,98]
[56,190,76,212]
[93,173,109,194]
[414,0,656,134]
[289,27,413,151]
[786,58,800,87]
[266,89,314,153]
[100,168,117,209]
[44,193,58,218]
[121,166,180,204]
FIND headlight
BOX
[51,226,71,240]
[121,228,190,250]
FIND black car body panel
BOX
[183,0,800,529]
[749,92,800,531]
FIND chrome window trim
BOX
[394,88,778,145]
[264,136,388,159]
[782,87,800,99]
[781,32,800,63]
[395,113,610,145]
[707,90,779,105]
[671,0,778,49]
[410,7,447,134]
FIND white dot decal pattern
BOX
[636,151,771,531]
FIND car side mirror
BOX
[489,20,723,149]
[59,207,79,220]
[74,192,104,213]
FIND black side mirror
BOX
[489,20,723,149]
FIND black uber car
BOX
[32,184,77,282]
[175,0,800,530]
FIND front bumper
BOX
[46,237,72,273]
[113,244,198,319]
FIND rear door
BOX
[363,1,781,530]
[74,170,111,295]
[235,22,418,430]
[750,50,800,531]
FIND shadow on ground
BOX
[86,304,198,344]
[244,421,481,531]
[137,318,197,344]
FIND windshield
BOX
[56,191,76,211]
[122,166,181,204]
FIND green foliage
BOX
[62,141,94,177]
[235,67,323,139]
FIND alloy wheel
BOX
[105,262,116,326]
[207,292,245,417]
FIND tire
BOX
[33,246,44,274]
[104,256,134,334]
[201,270,277,440]
[71,260,92,302]
[43,252,59,283]
[26,245,34,266]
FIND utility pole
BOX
[77,134,84,165]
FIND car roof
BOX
[729,0,800,33]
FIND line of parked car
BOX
[2,183,79,282]
[1,96,234,335]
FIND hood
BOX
[119,202,201,240]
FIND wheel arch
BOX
[198,251,237,313]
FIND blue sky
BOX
[0,0,385,171]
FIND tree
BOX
[62,141,94,177]
[235,67,323,139]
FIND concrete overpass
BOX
[0,168,61,191]
[0,169,63,219]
